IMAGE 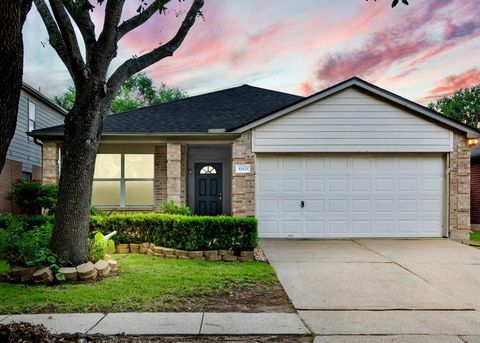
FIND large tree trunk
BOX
[51,96,106,264]
[0,1,32,173]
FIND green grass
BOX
[470,231,480,242]
[0,260,9,274]
[0,254,277,314]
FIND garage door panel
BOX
[256,154,445,238]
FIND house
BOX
[0,83,66,213]
[30,77,479,242]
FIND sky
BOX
[22,0,480,105]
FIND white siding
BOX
[252,88,453,153]
[6,90,64,169]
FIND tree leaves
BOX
[429,84,480,128]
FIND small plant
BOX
[161,200,191,216]
[26,248,66,282]
[7,180,57,215]
[89,231,116,262]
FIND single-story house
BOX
[30,77,479,242]
[0,83,66,214]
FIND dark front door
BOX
[195,163,223,216]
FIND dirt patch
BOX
[174,283,295,312]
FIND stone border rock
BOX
[117,243,257,262]
[5,256,118,285]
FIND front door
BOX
[195,163,223,216]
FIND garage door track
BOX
[261,239,480,340]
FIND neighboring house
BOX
[0,83,66,213]
[30,77,479,243]
[470,146,480,228]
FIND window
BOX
[91,154,154,207]
[28,101,36,132]
[21,172,32,181]
[200,165,217,174]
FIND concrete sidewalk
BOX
[0,312,310,336]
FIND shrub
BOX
[91,213,258,252]
[0,221,53,265]
[0,214,53,231]
[7,180,57,215]
[160,200,191,216]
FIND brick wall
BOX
[449,133,471,242]
[154,144,167,211]
[471,160,480,224]
[232,132,255,217]
[0,159,22,214]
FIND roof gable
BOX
[233,77,480,137]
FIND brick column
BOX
[449,133,471,243]
[42,142,60,184]
[154,144,167,211]
[180,145,186,204]
[232,132,255,217]
[167,143,182,205]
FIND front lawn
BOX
[0,254,292,314]
[470,231,480,243]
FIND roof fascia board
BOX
[22,83,68,116]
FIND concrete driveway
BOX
[261,239,480,341]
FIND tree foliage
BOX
[54,73,187,113]
[428,85,480,128]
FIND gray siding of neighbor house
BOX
[6,89,65,172]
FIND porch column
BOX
[42,142,60,184]
[449,133,471,243]
[232,132,255,217]
[167,143,182,205]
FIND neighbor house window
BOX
[91,154,154,207]
[28,101,36,132]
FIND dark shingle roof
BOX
[32,85,302,135]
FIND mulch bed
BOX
[0,323,313,343]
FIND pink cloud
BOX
[299,81,314,96]
[303,0,480,92]
[420,68,480,103]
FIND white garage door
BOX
[256,154,445,238]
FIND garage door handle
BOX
[300,201,305,208]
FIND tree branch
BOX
[96,0,125,68]
[48,0,86,76]
[33,0,76,78]
[107,0,204,98]
[116,0,169,41]
[62,0,97,64]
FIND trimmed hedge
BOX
[0,213,258,252]
[91,213,258,251]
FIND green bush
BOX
[0,214,53,231]
[7,180,58,215]
[0,212,258,255]
[91,213,258,252]
[0,221,53,265]
[160,200,191,216]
